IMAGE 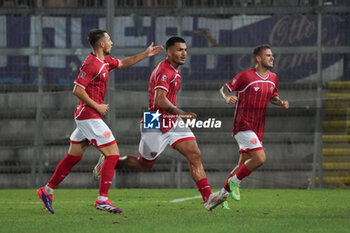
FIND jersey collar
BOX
[90,52,105,64]
[165,59,179,73]
[254,68,269,80]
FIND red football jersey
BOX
[74,53,120,120]
[225,68,279,142]
[148,59,181,132]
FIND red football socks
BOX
[236,163,252,181]
[196,178,212,203]
[47,153,82,189]
[99,155,119,197]
[223,173,234,192]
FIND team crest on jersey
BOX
[270,87,274,93]
[103,73,106,77]
[231,79,236,85]
[79,72,86,78]
[250,138,258,145]
[161,75,167,82]
[254,87,260,92]
[104,131,111,138]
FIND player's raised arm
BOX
[154,88,197,120]
[220,85,237,105]
[270,95,289,109]
[73,85,109,115]
[118,42,164,69]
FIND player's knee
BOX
[193,146,201,156]
[256,154,266,165]
[138,158,153,171]
[140,163,153,171]
[190,148,201,162]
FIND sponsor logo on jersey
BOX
[150,152,157,158]
[143,110,161,129]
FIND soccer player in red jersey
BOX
[93,37,218,210]
[37,29,163,214]
[212,44,289,208]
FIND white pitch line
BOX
[0,201,41,205]
[170,191,219,203]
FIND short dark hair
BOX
[253,44,271,57]
[87,29,107,47]
[166,36,186,50]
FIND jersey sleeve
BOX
[154,69,171,92]
[74,63,98,89]
[225,72,243,92]
[105,56,120,71]
[271,76,279,98]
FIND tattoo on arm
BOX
[166,106,175,114]
[271,96,282,106]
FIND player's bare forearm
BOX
[270,95,282,105]
[220,85,237,104]
[73,85,95,108]
[155,94,185,116]
[270,95,289,109]
[118,52,148,69]
[73,85,109,115]
[154,88,196,119]
[119,43,163,69]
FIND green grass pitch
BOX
[0,189,349,233]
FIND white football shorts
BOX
[234,130,263,153]
[138,118,196,162]
[70,119,116,148]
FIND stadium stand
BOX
[0,0,349,189]
[0,82,318,188]
[322,81,350,187]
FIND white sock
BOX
[231,175,241,184]
[45,185,54,195]
[97,196,108,201]
[221,187,228,195]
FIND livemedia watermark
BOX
[143,110,222,129]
